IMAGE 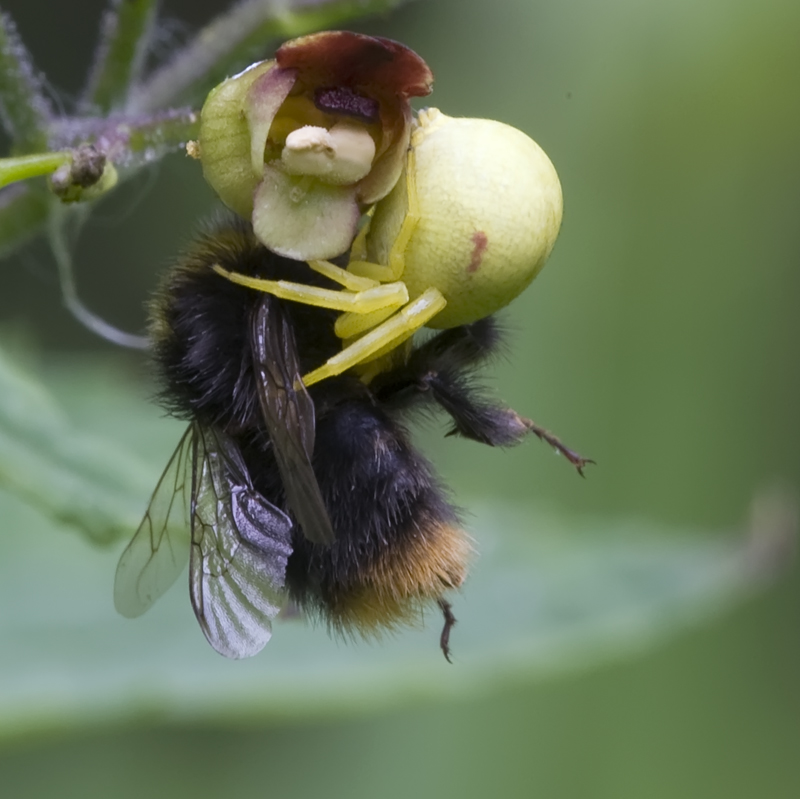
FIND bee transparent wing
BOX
[114,426,194,618]
[189,426,294,659]
[250,298,335,545]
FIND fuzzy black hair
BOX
[151,214,536,634]
[150,215,341,433]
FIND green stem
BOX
[125,0,414,113]
[81,0,161,113]
[0,12,53,151]
[47,204,150,350]
[0,151,70,189]
[52,107,199,169]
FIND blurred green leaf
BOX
[0,353,789,740]
[0,183,49,257]
[0,481,777,738]
[0,349,155,544]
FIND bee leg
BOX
[372,318,504,403]
[373,327,595,473]
[410,317,506,370]
[433,380,594,475]
[426,374,535,447]
[518,420,596,477]
[437,598,457,663]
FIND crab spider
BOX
[213,109,564,387]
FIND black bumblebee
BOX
[114,216,589,660]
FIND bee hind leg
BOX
[520,420,595,477]
[437,598,457,663]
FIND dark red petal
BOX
[276,31,433,99]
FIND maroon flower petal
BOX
[276,31,433,101]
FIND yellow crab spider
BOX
[213,108,564,387]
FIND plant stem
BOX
[52,108,199,169]
[0,12,53,151]
[0,151,70,189]
[82,0,161,113]
[47,205,150,350]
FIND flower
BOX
[197,31,432,260]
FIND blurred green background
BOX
[1,0,799,797]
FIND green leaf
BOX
[0,495,777,739]
[0,349,160,544]
[0,184,50,257]
[0,352,790,739]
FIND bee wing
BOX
[189,426,294,659]
[114,426,194,618]
[250,298,335,545]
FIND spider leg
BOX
[300,287,446,387]
[212,263,408,314]
[348,149,421,283]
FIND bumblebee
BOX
[114,216,589,660]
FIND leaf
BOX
[0,487,785,740]
[0,353,791,738]
[0,349,162,544]
[0,184,50,258]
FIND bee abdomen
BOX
[283,398,473,634]
[323,518,472,634]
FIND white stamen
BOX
[281,122,375,185]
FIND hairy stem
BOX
[82,0,161,113]
[52,107,199,169]
[0,12,53,151]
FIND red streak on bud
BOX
[467,231,488,273]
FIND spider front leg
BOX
[213,146,443,387]
[301,287,447,386]
[333,153,425,341]
[211,264,409,315]
[347,149,421,284]
[212,262,447,387]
